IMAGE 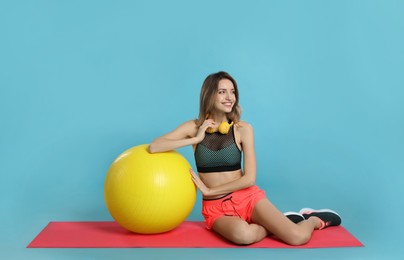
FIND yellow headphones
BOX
[205,114,234,134]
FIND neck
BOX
[208,113,228,124]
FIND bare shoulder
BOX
[182,119,198,127]
[180,119,199,136]
[235,121,254,143]
[236,121,254,132]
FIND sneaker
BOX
[284,211,305,224]
[299,208,342,229]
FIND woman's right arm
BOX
[148,120,213,153]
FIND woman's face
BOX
[213,79,236,113]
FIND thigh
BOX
[251,198,297,237]
[212,216,249,238]
[212,216,267,245]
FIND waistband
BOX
[202,186,260,205]
[203,192,233,201]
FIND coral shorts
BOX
[202,185,266,229]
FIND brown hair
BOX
[195,71,241,126]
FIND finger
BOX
[202,122,215,131]
[204,119,215,125]
[189,169,199,181]
[189,168,196,176]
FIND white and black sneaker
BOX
[284,211,305,224]
[299,208,342,229]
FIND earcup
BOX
[206,121,234,134]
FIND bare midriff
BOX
[199,169,243,199]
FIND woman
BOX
[148,71,341,245]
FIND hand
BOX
[195,119,215,142]
[189,168,211,196]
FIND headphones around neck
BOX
[205,114,234,134]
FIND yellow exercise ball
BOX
[104,144,196,234]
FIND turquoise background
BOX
[1,0,403,259]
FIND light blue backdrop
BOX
[1,0,403,259]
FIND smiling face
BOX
[214,79,236,114]
[197,71,241,126]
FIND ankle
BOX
[309,216,323,230]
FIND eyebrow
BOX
[217,88,235,91]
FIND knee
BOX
[283,228,311,246]
[228,224,257,245]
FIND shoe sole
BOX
[299,208,340,217]
[284,211,303,216]
[283,211,305,223]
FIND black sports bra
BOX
[194,125,242,173]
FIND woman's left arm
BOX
[190,122,257,196]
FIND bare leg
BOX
[251,198,322,245]
[212,216,269,245]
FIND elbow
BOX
[148,139,168,154]
[244,175,256,187]
[148,143,158,153]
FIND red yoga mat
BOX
[27,221,363,248]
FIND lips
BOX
[221,102,234,111]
